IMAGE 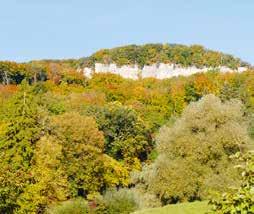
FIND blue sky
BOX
[0,0,253,64]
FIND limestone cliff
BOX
[82,63,247,80]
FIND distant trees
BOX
[0,60,87,86]
[0,43,249,88]
[144,95,251,204]
[83,44,247,69]
[0,61,33,84]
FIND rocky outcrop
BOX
[82,63,247,80]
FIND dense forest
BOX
[81,44,250,69]
[0,44,253,213]
[0,44,251,86]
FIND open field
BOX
[134,201,210,214]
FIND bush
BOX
[103,188,138,214]
[210,152,254,213]
[46,198,88,214]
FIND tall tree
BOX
[0,81,44,212]
[146,95,251,204]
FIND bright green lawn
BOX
[133,201,211,214]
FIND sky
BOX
[0,0,253,64]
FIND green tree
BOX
[17,136,69,213]
[50,112,129,197]
[146,95,251,204]
[0,82,44,213]
[50,112,105,196]
[89,102,152,167]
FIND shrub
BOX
[210,152,254,213]
[46,198,88,214]
[103,188,138,214]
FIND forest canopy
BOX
[0,43,253,213]
[81,43,249,69]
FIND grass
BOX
[133,201,210,214]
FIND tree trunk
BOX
[3,70,10,85]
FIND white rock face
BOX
[94,63,140,79]
[83,67,93,78]
[82,63,248,80]
[238,67,248,72]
